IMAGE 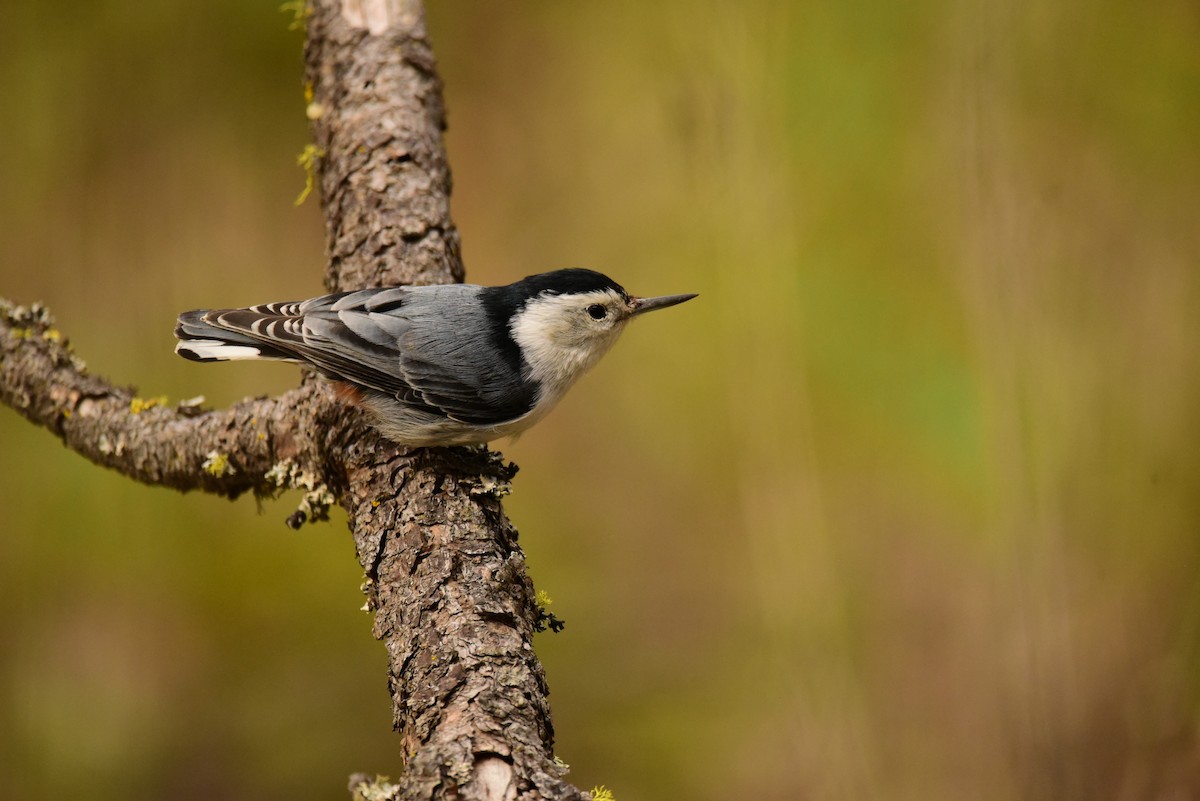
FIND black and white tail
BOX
[174,304,306,363]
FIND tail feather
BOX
[174,309,297,363]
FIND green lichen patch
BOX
[349,774,399,801]
[264,458,335,528]
[470,473,513,498]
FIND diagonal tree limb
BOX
[3,1,587,799]
[0,298,337,502]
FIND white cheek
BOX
[510,299,624,391]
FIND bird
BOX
[175,269,697,446]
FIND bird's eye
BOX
[586,304,608,321]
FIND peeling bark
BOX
[1,1,588,798]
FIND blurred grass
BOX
[3,1,1200,800]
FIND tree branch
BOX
[305,0,462,292]
[303,3,583,797]
[1,1,586,798]
[0,298,337,503]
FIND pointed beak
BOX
[629,293,698,316]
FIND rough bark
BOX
[305,0,463,292]
[1,1,586,799]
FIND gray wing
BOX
[186,286,537,425]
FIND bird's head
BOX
[499,268,697,391]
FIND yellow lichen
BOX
[536,589,554,608]
[279,0,311,31]
[294,143,325,206]
[302,81,324,119]
[202,451,235,478]
[130,395,168,414]
[591,787,616,801]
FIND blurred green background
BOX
[3,1,1199,799]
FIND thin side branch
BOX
[0,299,337,502]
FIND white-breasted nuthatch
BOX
[175,269,696,446]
